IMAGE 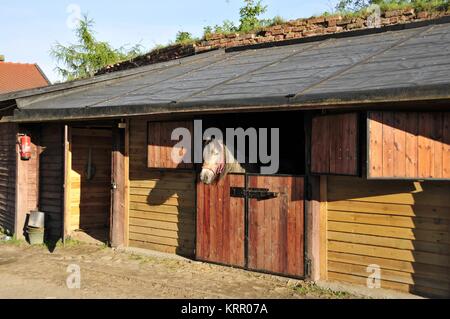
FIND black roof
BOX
[1,17,450,122]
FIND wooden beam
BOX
[15,132,26,239]
[319,175,328,280]
[110,124,126,248]
[124,119,130,246]
[63,125,71,242]
[15,127,40,240]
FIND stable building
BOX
[0,18,449,298]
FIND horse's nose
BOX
[200,169,214,185]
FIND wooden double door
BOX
[197,174,305,278]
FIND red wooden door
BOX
[196,174,305,277]
[196,174,245,267]
[247,175,305,277]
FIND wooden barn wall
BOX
[311,113,358,175]
[368,112,450,179]
[39,124,64,239]
[129,119,196,257]
[0,123,17,234]
[15,126,40,237]
[327,176,450,298]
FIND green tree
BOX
[239,0,268,32]
[51,15,142,81]
[175,31,194,44]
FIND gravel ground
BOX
[0,241,357,299]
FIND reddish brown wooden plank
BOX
[432,113,443,179]
[393,112,407,178]
[369,112,384,178]
[196,182,204,260]
[248,176,258,270]
[221,176,230,264]
[286,177,297,276]
[329,115,343,174]
[233,175,245,267]
[296,178,305,276]
[269,177,279,274]
[265,176,274,273]
[311,116,330,174]
[341,113,358,175]
[203,183,211,260]
[228,176,237,266]
[278,178,289,275]
[216,177,224,263]
[382,112,395,177]
[443,113,450,179]
[405,112,419,178]
[418,113,434,178]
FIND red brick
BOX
[285,32,302,39]
[307,17,326,24]
[417,11,429,19]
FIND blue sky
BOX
[0,0,339,82]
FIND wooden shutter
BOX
[147,121,193,169]
[368,112,450,179]
[311,113,359,175]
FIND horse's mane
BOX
[218,141,245,180]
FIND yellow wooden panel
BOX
[129,202,195,215]
[328,200,450,220]
[328,231,450,255]
[129,232,194,248]
[328,261,450,290]
[328,221,450,243]
[328,210,450,231]
[129,210,195,224]
[328,252,450,279]
[129,194,194,207]
[129,225,192,240]
[329,241,449,267]
[129,217,194,232]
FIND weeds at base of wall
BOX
[292,281,360,299]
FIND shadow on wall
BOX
[326,176,450,298]
[145,171,195,257]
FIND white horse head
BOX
[200,138,244,185]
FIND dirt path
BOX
[0,242,353,299]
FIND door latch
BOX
[230,187,279,201]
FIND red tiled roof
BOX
[0,62,50,94]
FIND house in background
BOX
[0,55,50,94]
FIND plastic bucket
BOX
[28,211,45,229]
[27,227,44,245]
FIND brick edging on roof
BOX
[96,8,450,75]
